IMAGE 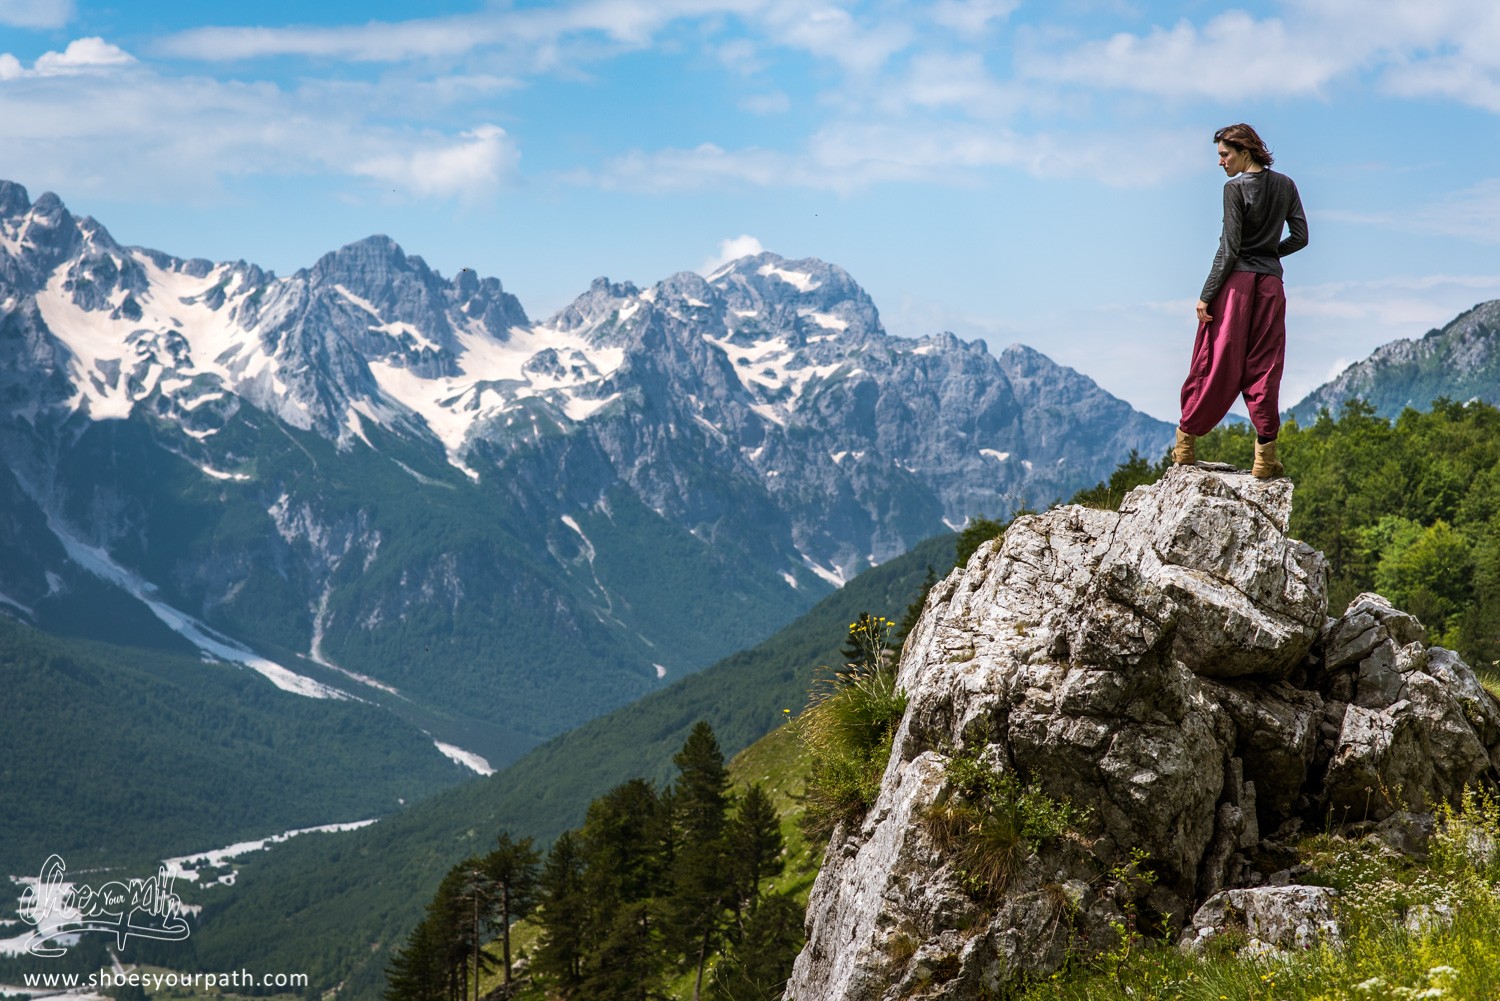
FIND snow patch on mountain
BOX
[757,263,820,292]
[161,818,380,878]
[49,510,347,700]
[434,742,493,775]
[0,590,34,617]
[801,553,847,587]
[798,308,847,331]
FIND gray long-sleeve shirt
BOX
[1199,168,1308,306]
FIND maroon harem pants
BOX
[1179,270,1286,438]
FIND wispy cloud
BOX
[0,0,72,29]
[929,0,1020,35]
[352,124,519,200]
[739,91,790,115]
[1321,181,1500,244]
[0,42,518,201]
[587,122,1200,193]
[1292,272,1500,326]
[1016,0,1500,113]
[700,234,765,274]
[1017,11,1343,100]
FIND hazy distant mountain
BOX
[1289,300,1500,422]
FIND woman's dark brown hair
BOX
[1214,123,1273,167]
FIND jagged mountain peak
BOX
[705,252,882,349]
[0,179,30,219]
[547,275,642,335]
[308,234,413,283]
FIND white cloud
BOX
[155,14,503,62]
[0,61,520,202]
[716,38,765,75]
[33,36,133,75]
[0,0,72,29]
[1014,0,1500,114]
[0,36,135,79]
[757,2,911,76]
[897,51,1018,117]
[929,0,1019,35]
[588,122,1201,193]
[1018,12,1342,100]
[1322,181,1500,244]
[700,234,765,274]
[352,124,518,200]
[155,2,761,64]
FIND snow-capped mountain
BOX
[0,178,1172,765]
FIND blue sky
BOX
[1,0,1497,424]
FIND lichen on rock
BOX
[785,464,1500,1001]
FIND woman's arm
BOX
[1279,181,1308,257]
[1199,181,1244,310]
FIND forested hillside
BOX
[105,534,954,998]
[1201,400,1500,669]
[0,619,467,875]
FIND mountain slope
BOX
[1,178,1170,767]
[158,533,956,999]
[1290,299,1500,421]
[0,617,469,877]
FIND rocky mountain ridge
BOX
[0,176,1174,770]
[788,465,1500,1000]
[1290,298,1500,421]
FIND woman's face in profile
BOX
[1217,142,1256,176]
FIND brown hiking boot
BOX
[1173,427,1196,465]
[1252,439,1284,479]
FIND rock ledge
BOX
[786,466,1500,1001]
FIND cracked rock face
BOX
[786,466,1500,1001]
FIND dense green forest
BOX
[0,617,468,877]
[385,723,800,1001]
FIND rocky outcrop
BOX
[786,464,1500,1001]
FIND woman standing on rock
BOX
[1174,123,1307,478]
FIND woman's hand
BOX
[1196,300,1213,324]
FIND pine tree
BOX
[482,832,541,986]
[577,900,664,1001]
[448,862,497,1001]
[386,866,480,1001]
[726,782,784,931]
[707,893,806,1001]
[384,913,449,1001]
[534,831,587,993]
[668,721,734,1001]
[572,778,672,996]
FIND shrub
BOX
[923,748,1088,901]
[797,619,909,841]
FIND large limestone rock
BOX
[785,465,1500,1001]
